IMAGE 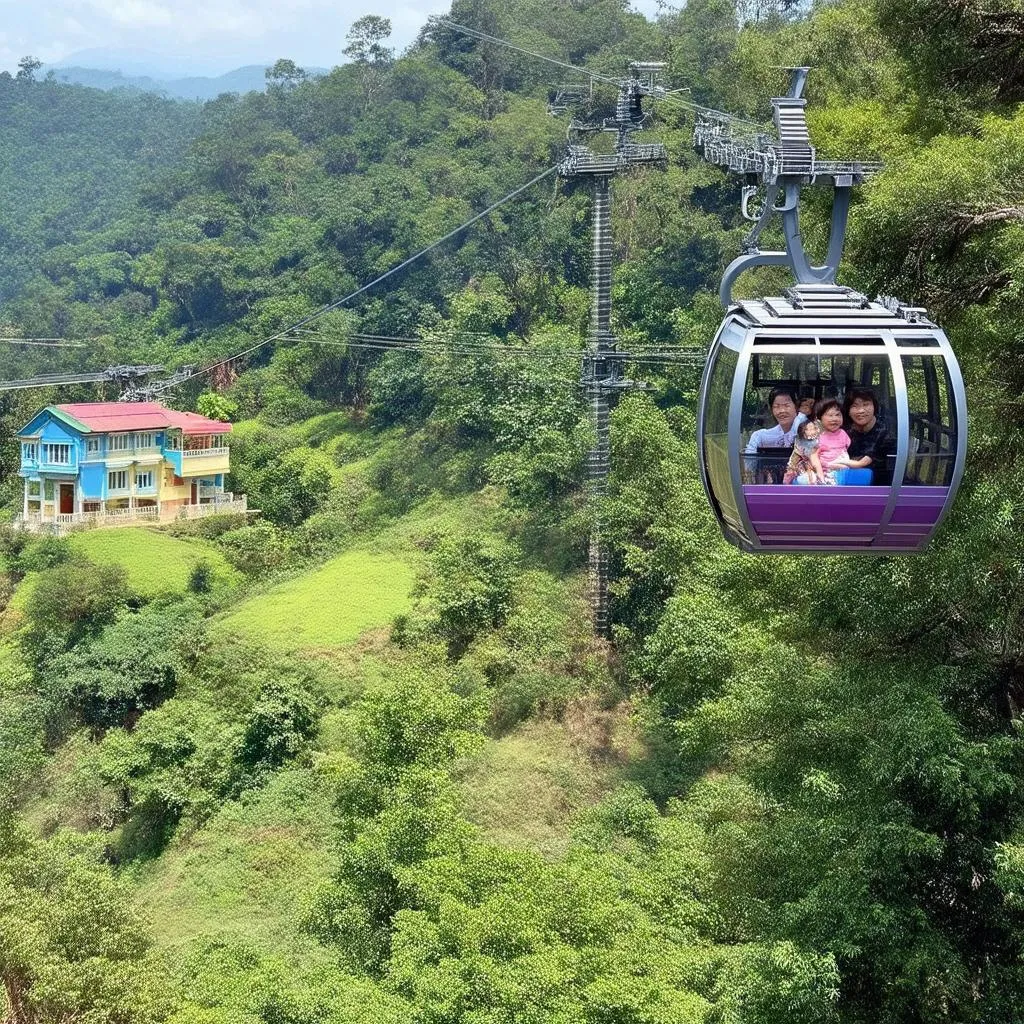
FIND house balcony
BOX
[21,456,77,475]
[105,485,157,501]
[85,445,163,465]
[164,446,230,477]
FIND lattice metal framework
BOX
[0,364,165,393]
[558,63,668,636]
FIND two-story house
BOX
[17,402,243,529]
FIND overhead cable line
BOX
[279,332,705,366]
[150,163,561,395]
[0,338,87,347]
[434,20,623,86]
[436,19,772,131]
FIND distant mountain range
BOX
[39,54,330,100]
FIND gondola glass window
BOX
[741,348,898,486]
[902,353,958,487]
[702,329,742,533]
[696,298,967,554]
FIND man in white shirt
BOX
[744,389,808,451]
[743,389,807,481]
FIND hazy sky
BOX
[0,0,660,77]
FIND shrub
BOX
[0,818,159,1021]
[40,600,205,732]
[197,391,238,422]
[22,559,131,666]
[187,559,215,594]
[219,522,288,577]
[418,533,521,655]
[250,448,335,526]
[239,678,319,769]
[16,534,72,574]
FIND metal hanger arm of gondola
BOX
[704,68,871,307]
[720,180,854,305]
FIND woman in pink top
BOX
[795,399,853,485]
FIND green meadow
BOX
[216,548,416,653]
[69,527,239,596]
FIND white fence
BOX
[15,495,248,535]
[174,497,248,521]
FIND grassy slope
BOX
[215,547,416,653]
[128,767,337,951]
[69,527,239,596]
[0,528,238,637]
[460,709,642,858]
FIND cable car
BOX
[691,68,967,553]
[697,284,967,552]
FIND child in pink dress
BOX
[812,398,853,484]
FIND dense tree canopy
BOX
[0,0,1023,1020]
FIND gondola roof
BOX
[729,286,940,333]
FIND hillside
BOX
[42,65,274,100]
[2,0,1024,1022]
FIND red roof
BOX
[56,402,232,435]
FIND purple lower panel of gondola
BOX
[876,486,948,546]
[742,485,948,551]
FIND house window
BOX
[85,437,100,454]
[135,470,154,490]
[43,443,71,465]
[109,434,130,452]
[136,432,154,449]
[21,442,38,461]
[108,470,128,491]
[27,480,40,497]
[44,481,54,500]
[166,433,181,450]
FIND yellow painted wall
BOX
[179,451,230,477]
[157,464,193,503]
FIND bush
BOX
[166,513,247,540]
[250,448,335,526]
[0,818,160,1021]
[22,559,131,666]
[418,533,521,655]
[239,678,319,769]
[16,534,72,574]
[0,524,30,567]
[40,600,205,732]
[187,559,215,594]
[197,390,237,422]
[219,522,288,577]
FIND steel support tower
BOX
[558,63,667,636]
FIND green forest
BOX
[1,0,1024,1020]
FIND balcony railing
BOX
[182,447,230,459]
[14,495,247,535]
[57,507,160,526]
[85,445,162,462]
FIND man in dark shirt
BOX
[843,387,893,484]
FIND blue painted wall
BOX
[80,463,104,499]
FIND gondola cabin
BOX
[697,285,967,553]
